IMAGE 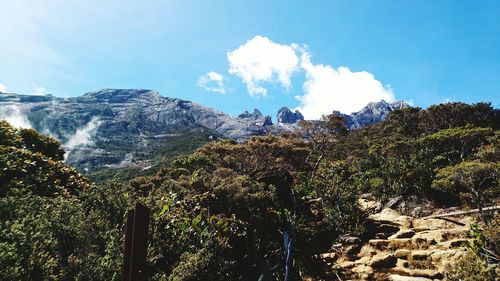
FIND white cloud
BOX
[222,36,398,118]
[32,86,49,96]
[296,50,395,119]
[64,117,101,156]
[197,71,226,94]
[0,105,32,128]
[0,83,6,92]
[227,35,300,97]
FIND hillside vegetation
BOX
[0,102,498,280]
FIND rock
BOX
[341,100,410,129]
[368,254,397,269]
[2,91,406,172]
[375,232,394,239]
[388,274,433,281]
[394,249,411,259]
[0,89,285,172]
[388,268,443,279]
[345,244,362,260]
[396,258,409,268]
[351,264,374,274]
[440,238,471,248]
[410,204,434,217]
[338,202,473,281]
[276,107,304,123]
[342,236,361,244]
[412,228,468,243]
[354,256,371,265]
[386,197,403,209]
[377,223,400,234]
[369,208,412,227]
[238,108,263,118]
[358,198,382,212]
[335,261,355,269]
[389,229,416,240]
[360,193,376,200]
[411,250,433,261]
[318,252,337,262]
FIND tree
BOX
[298,114,347,178]
[433,161,499,212]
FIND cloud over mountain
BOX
[227,35,300,97]
[220,35,397,119]
[0,105,32,128]
[63,117,101,158]
[297,50,395,119]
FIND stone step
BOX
[368,237,438,252]
[394,249,411,259]
[387,274,434,281]
[367,254,397,269]
[318,252,337,263]
[396,258,410,269]
[411,228,468,243]
[387,268,444,279]
[429,249,464,271]
[410,250,435,261]
[411,216,473,231]
[388,229,416,240]
[437,238,471,249]
[369,208,413,228]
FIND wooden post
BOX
[122,203,150,281]
[121,210,135,281]
[246,225,257,281]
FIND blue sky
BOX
[0,0,498,119]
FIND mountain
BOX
[0,89,408,173]
[0,89,287,172]
[333,100,410,129]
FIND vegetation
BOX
[0,102,498,280]
[445,222,500,280]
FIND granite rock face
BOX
[0,89,408,172]
[277,107,304,124]
[334,100,410,130]
[349,100,410,129]
[0,89,286,171]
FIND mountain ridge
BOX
[0,89,409,172]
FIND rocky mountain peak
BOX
[334,100,411,130]
[238,108,264,119]
[79,89,161,104]
[0,90,410,172]
[277,107,304,123]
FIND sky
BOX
[0,0,498,119]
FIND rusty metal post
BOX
[122,203,150,281]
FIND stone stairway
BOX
[327,206,474,280]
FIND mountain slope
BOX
[0,89,408,172]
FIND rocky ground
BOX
[317,199,476,280]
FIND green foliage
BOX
[308,160,366,234]
[444,249,498,281]
[433,161,499,208]
[0,101,498,280]
[445,223,500,281]
[19,128,65,160]
[324,103,499,203]
[0,121,126,280]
